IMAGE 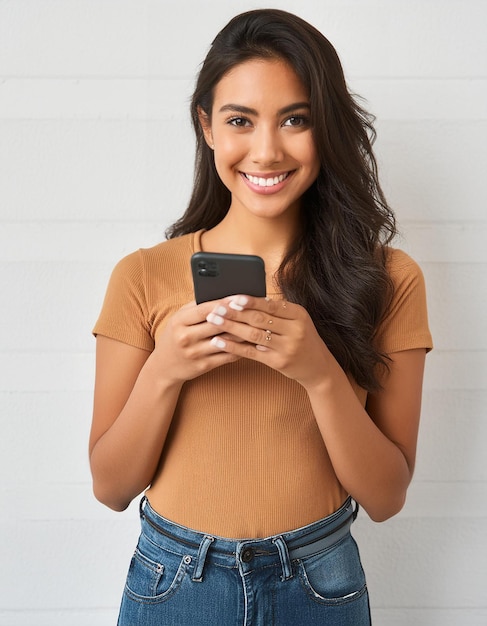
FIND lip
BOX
[240,170,295,194]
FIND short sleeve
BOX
[93,251,155,351]
[375,249,433,354]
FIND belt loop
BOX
[353,500,360,521]
[272,536,293,581]
[192,535,215,582]
[139,495,147,519]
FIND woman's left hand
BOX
[206,295,332,389]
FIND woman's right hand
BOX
[151,300,241,384]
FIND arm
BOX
[89,302,240,512]
[89,336,181,511]
[305,347,426,521]
[205,295,427,521]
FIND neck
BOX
[201,210,300,272]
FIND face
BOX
[200,58,320,223]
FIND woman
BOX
[90,9,432,625]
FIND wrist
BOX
[301,354,345,397]
[143,351,185,395]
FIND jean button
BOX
[241,548,254,563]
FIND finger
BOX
[170,306,233,350]
[219,332,247,343]
[210,334,272,359]
[224,295,297,320]
[206,301,286,339]
[177,299,231,327]
[175,326,242,365]
[207,311,280,348]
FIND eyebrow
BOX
[218,102,310,116]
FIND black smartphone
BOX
[191,252,266,304]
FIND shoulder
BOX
[93,232,201,349]
[385,247,423,279]
[376,247,433,354]
[140,231,199,263]
[113,231,201,312]
[100,230,201,312]
[112,232,199,285]
[383,247,427,302]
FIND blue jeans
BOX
[117,497,371,625]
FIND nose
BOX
[249,125,283,166]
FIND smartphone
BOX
[191,252,266,304]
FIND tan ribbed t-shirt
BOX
[93,230,432,537]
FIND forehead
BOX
[213,58,309,109]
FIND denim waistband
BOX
[139,497,357,583]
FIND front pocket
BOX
[298,535,368,606]
[124,544,190,604]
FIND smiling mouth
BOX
[243,172,292,188]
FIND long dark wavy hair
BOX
[167,9,397,391]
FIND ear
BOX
[197,106,214,148]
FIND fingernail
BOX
[214,306,227,316]
[207,313,224,325]
[229,295,248,311]
[211,337,226,349]
[256,345,269,352]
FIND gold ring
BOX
[267,319,273,325]
[282,301,287,309]
[265,329,272,342]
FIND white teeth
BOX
[245,173,289,187]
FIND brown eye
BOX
[228,117,250,127]
[283,115,309,127]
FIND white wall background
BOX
[1,1,486,624]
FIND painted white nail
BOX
[211,337,226,349]
[229,296,248,311]
[207,313,224,325]
[256,345,269,352]
[214,305,227,316]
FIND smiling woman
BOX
[89,8,432,626]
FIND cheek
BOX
[302,142,320,180]
[213,149,240,188]
[214,137,247,171]
[283,132,319,171]
[302,137,319,167]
